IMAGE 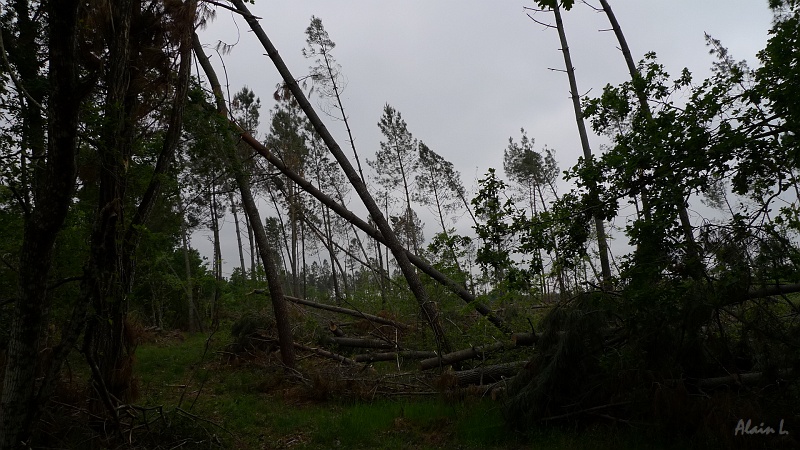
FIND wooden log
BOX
[511,332,538,346]
[325,337,397,350]
[696,369,794,389]
[293,343,356,365]
[453,361,526,386]
[353,351,438,363]
[249,291,409,330]
[420,341,507,370]
[329,321,346,337]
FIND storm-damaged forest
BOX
[1,0,799,449]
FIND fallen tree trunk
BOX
[453,361,526,386]
[325,337,397,350]
[696,369,794,390]
[329,321,346,337]
[511,332,539,346]
[249,291,409,330]
[353,351,438,363]
[294,343,356,366]
[420,342,507,370]
[420,334,541,370]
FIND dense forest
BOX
[1,0,799,448]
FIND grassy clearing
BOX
[128,329,707,450]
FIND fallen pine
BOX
[696,368,794,390]
[325,337,398,350]
[293,343,356,365]
[248,290,409,330]
[353,351,438,363]
[329,321,346,337]
[453,361,526,386]
[511,332,539,346]
[420,342,507,370]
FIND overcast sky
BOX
[194,1,775,276]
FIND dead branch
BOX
[293,342,357,365]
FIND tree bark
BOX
[0,2,84,447]
[244,208,257,281]
[228,0,450,353]
[81,0,138,413]
[420,341,507,371]
[453,361,526,386]
[209,189,223,323]
[325,337,397,350]
[354,351,438,363]
[193,34,296,368]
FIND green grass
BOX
[131,330,699,449]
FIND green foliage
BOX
[471,169,519,282]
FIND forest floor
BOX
[121,329,692,449]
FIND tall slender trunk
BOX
[179,194,201,332]
[301,214,307,299]
[209,189,223,323]
[229,192,248,280]
[193,34,296,368]
[552,3,613,285]
[230,0,451,352]
[321,201,342,302]
[244,208,257,281]
[599,0,702,278]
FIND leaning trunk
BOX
[230,0,451,352]
[193,34,296,368]
[552,3,612,285]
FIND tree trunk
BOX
[193,34,296,369]
[420,342,507,370]
[209,189,222,323]
[354,351,438,363]
[82,0,137,414]
[244,208,257,281]
[229,192,248,279]
[552,3,613,285]
[0,2,83,446]
[325,337,397,350]
[179,194,201,333]
[231,0,453,352]
[599,0,702,279]
[278,294,408,329]
[453,361,526,386]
